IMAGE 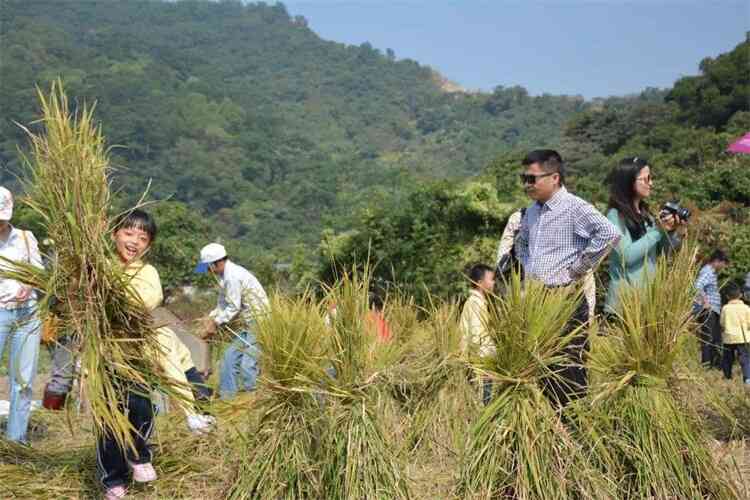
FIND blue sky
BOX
[283,1,748,98]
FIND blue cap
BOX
[195,243,227,274]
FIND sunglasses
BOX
[519,172,555,185]
[636,175,653,184]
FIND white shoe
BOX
[104,485,127,499]
[129,462,157,483]
[187,414,216,435]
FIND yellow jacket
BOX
[460,290,495,357]
[125,261,197,415]
[720,299,750,345]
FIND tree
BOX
[666,38,749,129]
[148,201,214,291]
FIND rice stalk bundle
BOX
[458,273,614,499]
[149,418,237,499]
[588,242,738,498]
[387,298,470,451]
[374,292,420,411]
[228,291,329,499]
[1,81,185,452]
[321,268,411,499]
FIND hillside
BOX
[0,0,585,258]
[322,37,750,301]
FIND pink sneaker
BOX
[104,485,127,500]
[129,462,157,483]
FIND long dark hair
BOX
[607,157,652,240]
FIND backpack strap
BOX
[20,230,31,264]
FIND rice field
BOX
[2,282,749,499]
[2,82,750,500]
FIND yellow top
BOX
[720,299,750,345]
[460,289,495,357]
[125,260,197,415]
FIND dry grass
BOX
[2,314,749,499]
[2,376,748,499]
[0,405,239,499]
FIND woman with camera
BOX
[603,157,684,316]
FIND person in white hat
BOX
[0,186,43,442]
[195,243,269,399]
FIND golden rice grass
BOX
[0,408,236,499]
[588,242,739,498]
[386,297,471,452]
[1,81,187,453]
[228,291,329,499]
[458,272,617,499]
[0,437,96,499]
[320,267,411,499]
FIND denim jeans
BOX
[0,306,41,442]
[46,334,75,395]
[482,379,493,406]
[219,331,259,399]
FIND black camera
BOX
[660,201,691,222]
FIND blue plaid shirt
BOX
[515,187,620,287]
[694,264,721,314]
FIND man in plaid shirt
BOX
[693,250,730,369]
[515,149,620,406]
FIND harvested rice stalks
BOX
[2,81,185,452]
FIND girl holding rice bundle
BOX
[99,209,214,500]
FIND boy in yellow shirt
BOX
[720,282,750,385]
[460,263,496,405]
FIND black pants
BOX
[543,297,590,408]
[185,366,213,401]
[698,310,722,368]
[96,389,155,489]
[722,343,750,381]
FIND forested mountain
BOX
[0,0,585,261]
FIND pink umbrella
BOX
[727,132,750,154]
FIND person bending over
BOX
[195,243,269,399]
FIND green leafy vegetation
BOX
[326,37,750,300]
[1,0,584,284]
[2,2,747,297]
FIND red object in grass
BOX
[366,310,392,342]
